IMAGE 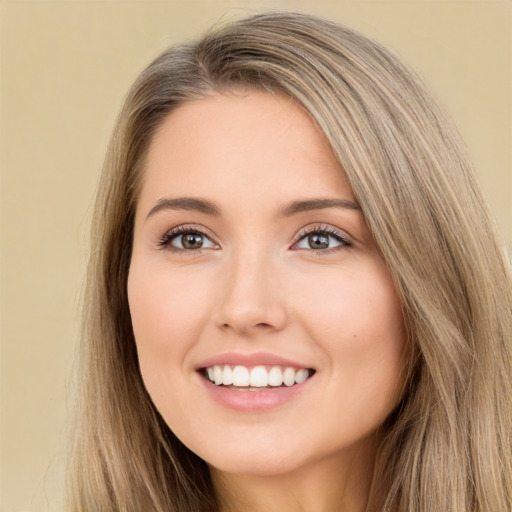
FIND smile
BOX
[204,364,314,389]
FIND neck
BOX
[211,438,376,512]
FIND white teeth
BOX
[213,365,223,385]
[232,365,250,386]
[295,368,309,384]
[283,367,296,387]
[205,364,312,388]
[223,365,233,385]
[250,366,268,387]
[268,366,283,386]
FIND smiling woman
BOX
[67,11,512,512]
[128,91,408,508]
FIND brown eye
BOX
[307,233,329,250]
[159,228,218,251]
[293,227,352,253]
[180,233,204,249]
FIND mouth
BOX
[201,364,316,391]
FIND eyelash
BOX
[294,225,352,254]
[157,224,352,255]
[157,226,214,253]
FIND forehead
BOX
[139,89,355,214]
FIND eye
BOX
[158,227,218,251]
[292,226,352,253]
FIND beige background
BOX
[0,1,510,510]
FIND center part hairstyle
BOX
[68,11,512,512]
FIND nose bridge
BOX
[215,242,286,334]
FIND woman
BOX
[68,11,512,512]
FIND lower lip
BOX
[199,374,314,412]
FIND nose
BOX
[213,248,288,336]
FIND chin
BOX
[188,433,309,477]
[209,453,306,478]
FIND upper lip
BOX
[195,352,314,370]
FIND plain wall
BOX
[0,1,510,510]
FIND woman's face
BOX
[128,90,408,477]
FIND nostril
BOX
[220,321,274,332]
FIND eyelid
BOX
[156,223,352,253]
[291,224,352,251]
[157,224,220,251]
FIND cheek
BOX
[126,261,212,402]
[298,261,404,342]
[128,258,211,344]
[296,261,408,415]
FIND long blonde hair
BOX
[68,11,512,512]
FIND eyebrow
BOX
[147,197,221,219]
[146,196,360,220]
[277,198,360,217]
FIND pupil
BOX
[309,233,329,249]
[183,233,203,249]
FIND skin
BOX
[128,89,409,512]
